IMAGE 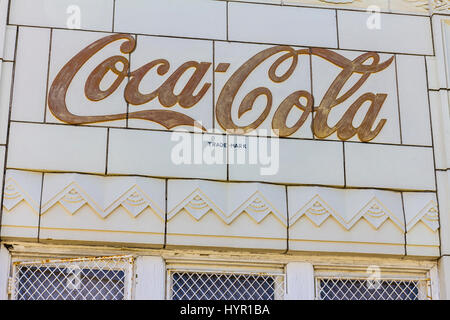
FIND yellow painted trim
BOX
[1,225,36,229]
[406,244,440,248]
[168,232,284,241]
[289,238,403,246]
[169,188,286,225]
[175,207,287,227]
[39,226,164,235]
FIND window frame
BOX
[1,243,440,301]
[165,261,286,300]
[9,255,135,300]
[314,266,434,300]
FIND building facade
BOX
[0,0,449,300]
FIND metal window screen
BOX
[168,270,285,300]
[316,278,430,300]
[12,255,134,300]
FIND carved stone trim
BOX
[289,195,405,231]
[168,188,287,226]
[3,177,39,214]
[406,200,440,232]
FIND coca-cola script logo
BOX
[48,34,394,142]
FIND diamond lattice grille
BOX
[169,271,285,300]
[12,256,133,300]
[317,278,429,300]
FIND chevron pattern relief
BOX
[2,171,440,256]
[289,194,405,231]
[165,180,288,251]
[405,199,440,232]
[3,177,40,214]
[402,193,440,256]
[354,198,402,230]
[3,172,440,232]
[40,182,164,219]
[406,201,439,232]
[407,0,450,12]
[167,186,287,226]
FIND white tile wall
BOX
[442,19,450,89]
[7,122,107,174]
[426,56,441,90]
[345,143,436,190]
[228,2,337,48]
[338,11,433,55]
[396,55,432,146]
[0,61,12,144]
[229,136,344,186]
[0,0,8,60]
[0,0,445,256]
[114,0,227,40]
[2,26,17,61]
[9,0,114,32]
[11,27,50,122]
[108,129,227,180]
[437,170,450,255]
[429,90,450,170]
[431,16,450,89]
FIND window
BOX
[167,268,285,300]
[315,268,431,300]
[11,255,134,300]
[317,278,427,300]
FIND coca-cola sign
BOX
[48,34,394,142]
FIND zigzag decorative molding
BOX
[407,0,450,12]
[40,181,164,220]
[351,197,402,230]
[3,177,39,213]
[406,200,440,232]
[290,195,404,231]
[172,188,221,221]
[106,185,159,218]
[291,195,335,227]
[49,183,94,215]
[312,0,449,13]
[4,172,439,235]
[168,188,287,226]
